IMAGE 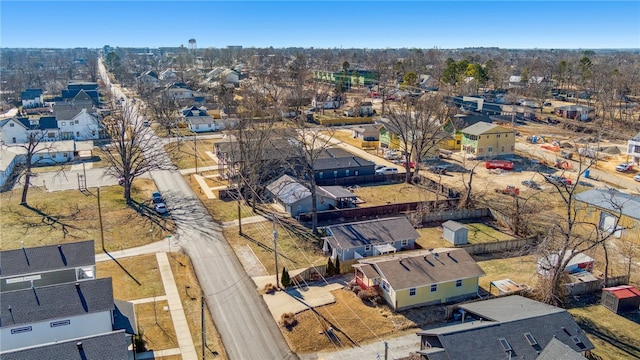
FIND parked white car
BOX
[375,166,398,175]
[633,173,640,182]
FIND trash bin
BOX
[584,169,590,178]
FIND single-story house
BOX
[626,131,640,165]
[314,148,375,182]
[554,105,595,121]
[601,285,640,314]
[323,217,419,261]
[265,174,335,217]
[3,140,93,166]
[574,188,640,244]
[352,124,379,142]
[460,122,516,158]
[159,69,178,82]
[353,248,485,310]
[416,295,594,359]
[182,106,228,133]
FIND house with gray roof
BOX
[574,188,640,243]
[416,295,594,359]
[353,248,484,310]
[314,147,375,183]
[0,330,129,360]
[0,240,96,293]
[0,278,115,352]
[0,148,18,188]
[182,105,231,133]
[324,217,419,261]
[265,174,337,217]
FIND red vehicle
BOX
[401,161,416,169]
[485,160,514,170]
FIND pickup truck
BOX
[615,163,634,172]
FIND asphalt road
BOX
[99,59,296,360]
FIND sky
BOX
[1,1,639,49]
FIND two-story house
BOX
[574,188,640,244]
[20,89,44,108]
[353,248,485,310]
[627,131,640,165]
[0,240,134,359]
[460,122,515,158]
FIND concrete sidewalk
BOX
[156,252,198,359]
[95,238,180,262]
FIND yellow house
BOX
[353,248,485,311]
[574,189,640,244]
[460,122,516,158]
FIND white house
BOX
[20,89,44,108]
[0,149,19,188]
[627,131,640,165]
[138,70,159,86]
[159,69,178,82]
[166,85,194,100]
[3,140,93,165]
[0,278,115,352]
[0,118,30,144]
[206,67,239,85]
[58,108,103,141]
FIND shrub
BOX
[280,312,298,330]
[281,267,291,288]
[263,283,277,294]
[358,287,382,304]
[352,285,362,295]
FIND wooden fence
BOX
[299,199,459,224]
[413,175,462,199]
[421,208,490,224]
[459,237,539,256]
[315,172,407,186]
[565,274,630,296]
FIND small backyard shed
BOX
[601,285,640,314]
[442,220,468,245]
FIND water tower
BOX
[188,38,197,56]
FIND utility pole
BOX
[97,187,105,252]
[194,131,198,174]
[237,198,242,235]
[384,341,388,360]
[201,295,206,360]
[273,214,279,289]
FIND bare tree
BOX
[8,129,61,205]
[101,100,174,204]
[144,91,182,136]
[535,158,631,306]
[381,94,450,183]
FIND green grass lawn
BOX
[416,220,514,246]
[0,179,175,252]
[476,255,539,292]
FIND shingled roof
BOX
[359,248,484,291]
[0,240,95,278]
[0,278,114,327]
[325,217,419,250]
[417,295,594,360]
[0,330,128,360]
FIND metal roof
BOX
[266,174,310,205]
[461,122,513,136]
[575,188,640,220]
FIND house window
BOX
[11,326,32,334]
[364,245,371,252]
[318,172,323,179]
[401,240,408,247]
[333,170,338,178]
[456,279,462,287]
[430,284,437,292]
[456,140,461,145]
[9,122,14,127]
[76,132,80,137]
[12,137,16,143]
[208,124,211,127]
[50,320,71,327]
[48,132,55,138]
[505,134,508,138]
[510,145,514,151]
[487,146,493,153]
[63,152,69,157]
[486,136,490,139]
[382,280,390,292]
[409,288,416,296]
[478,148,483,153]
[355,170,359,176]
[345,170,350,177]
[501,146,505,152]
[496,134,501,138]
[75,120,79,124]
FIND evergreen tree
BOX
[326,257,335,276]
[281,267,291,288]
[334,257,341,275]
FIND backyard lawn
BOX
[351,183,437,206]
[416,220,515,246]
[0,179,175,252]
[475,254,539,292]
[165,138,219,170]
